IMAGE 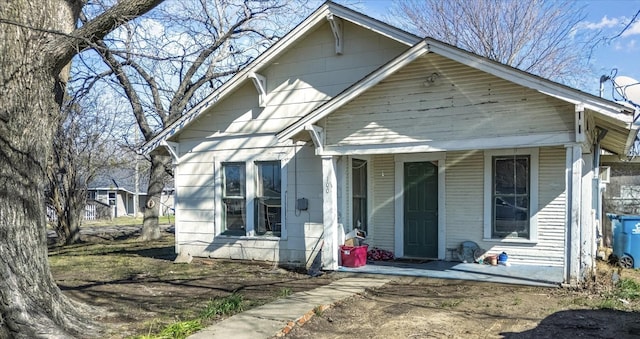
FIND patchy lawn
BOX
[48,231,334,338]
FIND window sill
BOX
[482,238,537,245]
[218,234,283,241]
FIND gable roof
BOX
[87,168,148,194]
[276,37,637,155]
[141,1,420,154]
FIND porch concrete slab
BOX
[337,260,563,287]
[188,277,389,339]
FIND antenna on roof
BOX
[599,68,617,98]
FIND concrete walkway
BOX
[188,277,389,339]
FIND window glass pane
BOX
[514,158,529,194]
[258,161,281,198]
[492,155,529,238]
[256,161,281,237]
[222,163,245,235]
[352,159,367,232]
[224,164,245,197]
[223,199,245,233]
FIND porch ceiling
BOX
[591,109,638,155]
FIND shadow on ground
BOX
[500,309,640,338]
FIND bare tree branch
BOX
[47,0,164,72]
[95,39,154,139]
[389,0,597,84]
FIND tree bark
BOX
[0,2,95,336]
[141,153,171,240]
[0,0,162,336]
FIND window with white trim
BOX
[492,155,529,238]
[255,161,281,237]
[222,162,246,236]
[484,149,538,241]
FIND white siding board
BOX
[178,198,215,211]
[176,186,215,199]
[177,174,214,188]
[178,162,214,175]
[178,221,215,234]
[178,209,214,222]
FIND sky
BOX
[346,0,640,104]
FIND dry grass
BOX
[48,233,335,338]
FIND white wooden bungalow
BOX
[143,2,637,285]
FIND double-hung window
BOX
[484,149,538,241]
[255,161,281,236]
[492,155,529,238]
[222,163,246,235]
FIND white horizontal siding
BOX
[445,150,485,258]
[175,140,326,265]
[485,148,566,266]
[325,54,574,147]
[370,154,395,252]
[176,222,324,268]
[534,147,567,265]
[179,20,408,142]
[283,144,324,232]
[443,148,566,266]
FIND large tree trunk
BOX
[0,0,163,336]
[0,3,100,337]
[140,153,171,240]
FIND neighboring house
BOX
[87,187,138,218]
[88,170,175,218]
[143,2,637,285]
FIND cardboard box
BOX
[344,237,359,247]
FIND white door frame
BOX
[394,153,446,259]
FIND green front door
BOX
[404,161,438,258]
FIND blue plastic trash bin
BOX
[606,214,640,268]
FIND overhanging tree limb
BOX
[47,0,164,73]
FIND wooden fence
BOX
[46,204,97,222]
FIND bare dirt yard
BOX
[284,275,640,339]
[48,224,640,339]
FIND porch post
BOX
[322,155,339,270]
[565,145,582,285]
[581,153,595,281]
